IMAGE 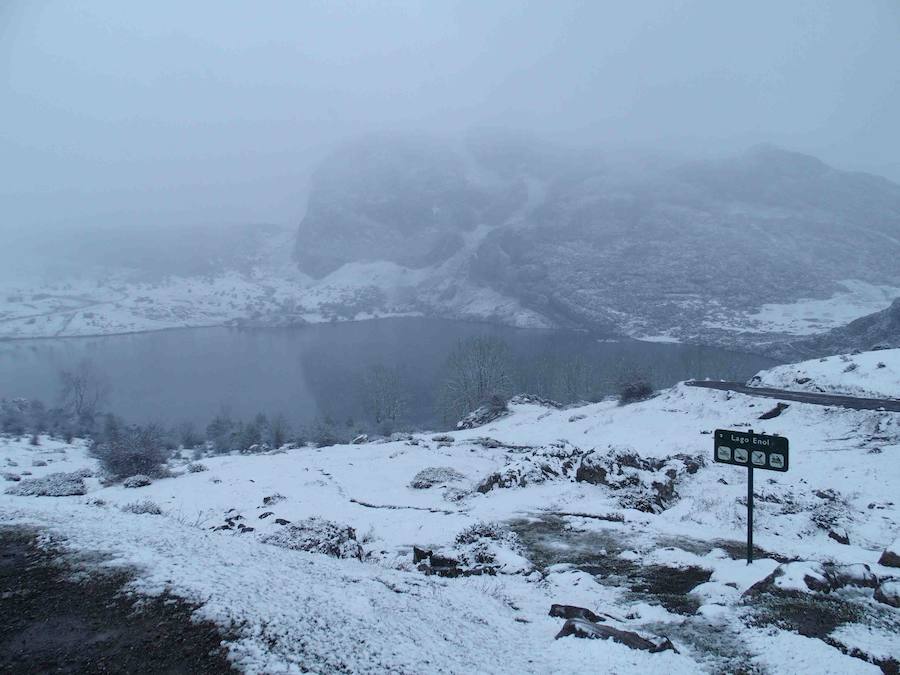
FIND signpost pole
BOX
[713,427,788,566]
[747,464,754,564]
[747,428,754,564]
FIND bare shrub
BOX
[123,474,152,488]
[260,517,363,559]
[91,423,172,479]
[120,499,163,515]
[5,472,87,497]
[618,380,654,405]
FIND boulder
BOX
[413,546,432,564]
[827,528,850,545]
[878,539,900,568]
[549,604,603,623]
[746,561,832,595]
[409,466,466,489]
[874,581,900,608]
[456,398,509,430]
[824,563,878,590]
[758,402,789,420]
[351,434,368,445]
[554,618,677,653]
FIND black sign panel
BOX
[714,429,789,472]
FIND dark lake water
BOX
[0,318,777,430]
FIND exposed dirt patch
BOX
[0,526,237,674]
[629,564,712,614]
[746,589,900,674]
[747,591,865,638]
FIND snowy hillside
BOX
[0,251,545,340]
[3,376,899,672]
[294,137,900,345]
[751,349,900,400]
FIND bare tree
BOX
[269,413,292,449]
[438,336,512,423]
[360,364,406,429]
[58,359,110,423]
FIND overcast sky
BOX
[2,0,899,232]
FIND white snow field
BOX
[751,348,900,400]
[2,375,900,673]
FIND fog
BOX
[2,0,899,247]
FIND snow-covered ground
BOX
[751,348,900,400]
[702,280,900,338]
[2,372,900,672]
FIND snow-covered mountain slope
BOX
[3,375,899,672]
[293,136,900,345]
[750,348,900,400]
[0,237,547,339]
[764,297,900,361]
[4,138,899,346]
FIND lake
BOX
[0,318,777,430]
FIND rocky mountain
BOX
[294,135,900,345]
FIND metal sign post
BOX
[714,428,789,564]
[747,458,753,563]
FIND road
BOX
[685,380,900,412]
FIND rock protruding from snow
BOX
[409,466,466,489]
[508,394,562,409]
[575,447,703,513]
[874,581,900,608]
[5,472,87,497]
[416,521,531,577]
[260,517,363,560]
[878,538,900,568]
[476,442,583,493]
[748,561,880,596]
[456,400,510,430]
[549,604,606,623]
[549,604,677,653]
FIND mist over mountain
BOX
[294,135,900,341]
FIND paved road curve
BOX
[685,380,900,413]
